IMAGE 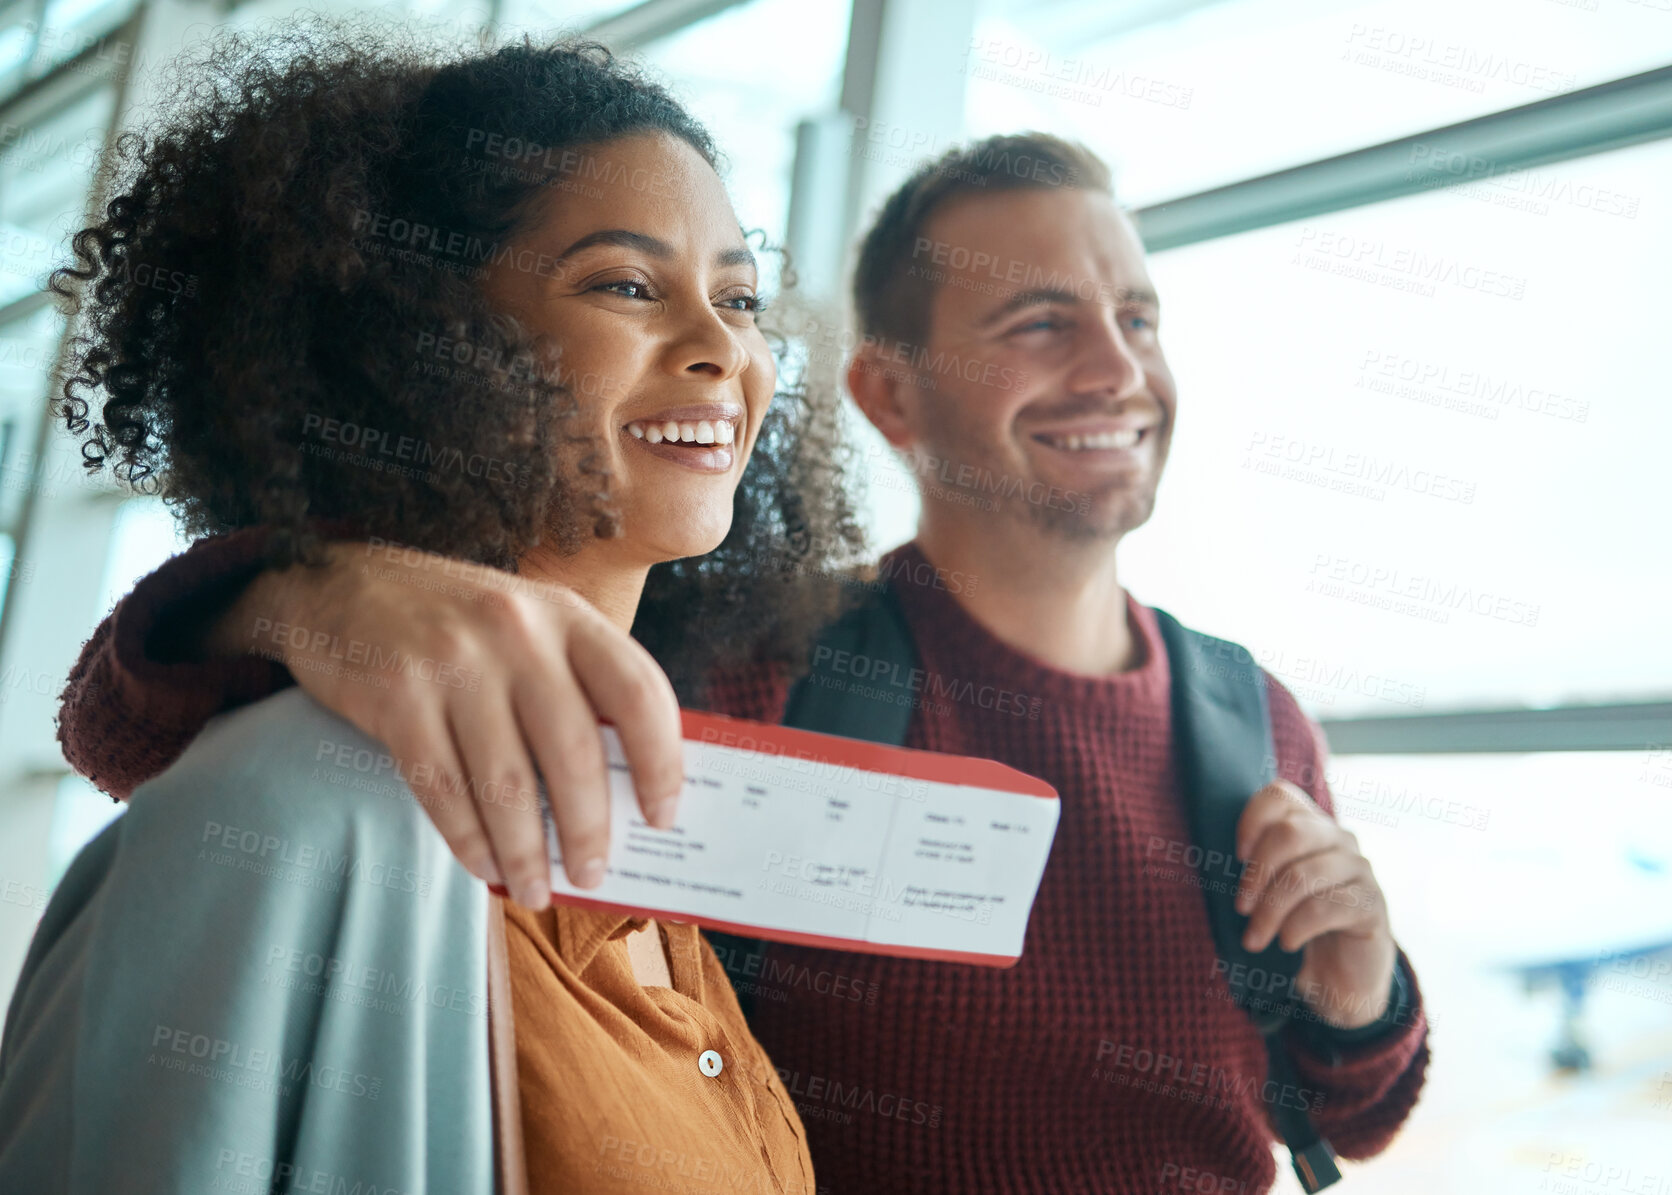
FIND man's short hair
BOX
[851,132,1113,351]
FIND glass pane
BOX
[1314,750,1672,1192]
[0,305,68,536]
[96,495,189,617]
[0,82,117,306]
[46,773,122,889]
[637,0,852,256]
[1120,136,1671,713]
[33,0,139,74]
[0,2,34,98]
[967,0,1672,206]
[493,0,639,40]
[0,530,18,615]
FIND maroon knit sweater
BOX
[58,534,1429,1194]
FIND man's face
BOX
[887,186,1176,542]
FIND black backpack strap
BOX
[1153,607,1342,1193]
[778,580,918,743]
[708,581,921,1017]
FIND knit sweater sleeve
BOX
[57,529,294,802]
[1264,673,1432,1160]
[701,660,792,723]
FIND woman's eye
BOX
[718,293,766,314]
[597,279,652,300]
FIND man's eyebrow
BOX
[977,287,1080,328]
[555,229,757,272]
[977,284,1160,328]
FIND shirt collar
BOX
[550,903,649,975]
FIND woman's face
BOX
[479,131,775,566]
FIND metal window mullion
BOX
[1319,702,1672,755]
[580,0,753,50]
[1134,65,1672,252]
[0,2,143,676]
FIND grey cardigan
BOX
[0,688,496,1193]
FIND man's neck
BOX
[913,516,1137,677]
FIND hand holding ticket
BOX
[544,710,1062,967]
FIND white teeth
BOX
[625,418,738,447]
[1047,429,1142,450]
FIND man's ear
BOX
[846,343,916,451]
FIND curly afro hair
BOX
[52,16,868,699]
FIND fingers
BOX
[1234,780,1317,861]
[1235,780,1376,953]
[268,542,687,906]
[375,707,503,891]
[1234,798,1343,921]
[509,665,614,895]
[1263,871,1382,957]
[448,687,553,909]
[565,615,685,828]
[1240,849,1375,953]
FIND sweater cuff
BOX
[1284,950,1425,1070]
[108,527,296,718]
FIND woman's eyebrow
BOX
[556,229,671,260]
[555,228,757,273]
[718,245,756,271]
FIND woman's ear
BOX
[846,344,917,451]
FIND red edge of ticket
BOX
[502,710,1062,969]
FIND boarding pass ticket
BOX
[540,709,1062,967]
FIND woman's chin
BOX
[645,520,733,565]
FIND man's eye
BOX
[1126,314,1155,332]
[597,280,652,300]
[1011,318,1062,335]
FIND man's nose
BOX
[1073,312,1148,399]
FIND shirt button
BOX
[698,1050,723,1078]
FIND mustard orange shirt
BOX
[503,903,815,1193]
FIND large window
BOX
[1322,748,1672,1192]
[1126,135,1671,714]
[0,304,63,567]
[0,0,137,102]
[0,17,125,1000]
[639,0,853,270]
[0,72,118,623]
[953,3,1672,1188]
[493,0,635,40]
[966,0,1672,205]
[43,496,186,887]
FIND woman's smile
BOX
[477,131,775,564]
[622,401,744,473]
